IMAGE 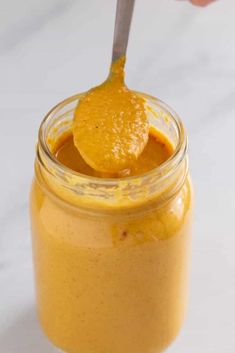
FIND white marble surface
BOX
[1,0,235,352]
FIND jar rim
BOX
[38,92,187,187]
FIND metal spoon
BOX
[73,0,149,173]
[112,0,135,62]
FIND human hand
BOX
[189,0,215,6]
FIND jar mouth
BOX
[38,92,187,186]
[36,92,188,210]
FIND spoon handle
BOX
[112,0,136,62]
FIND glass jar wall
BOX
[30,93,193,353]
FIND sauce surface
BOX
[55,129,173,178]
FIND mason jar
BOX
[30,93,193,353]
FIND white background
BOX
[0,0,235,352]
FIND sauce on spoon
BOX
[73,56,149,174]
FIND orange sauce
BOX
[54,129,173,178]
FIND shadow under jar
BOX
[30,93,193,353]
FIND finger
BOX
[190,0,216,6]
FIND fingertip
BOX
[190,0,215,6]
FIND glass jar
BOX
[30,93,193,353]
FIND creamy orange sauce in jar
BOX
[30,94,193,353]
